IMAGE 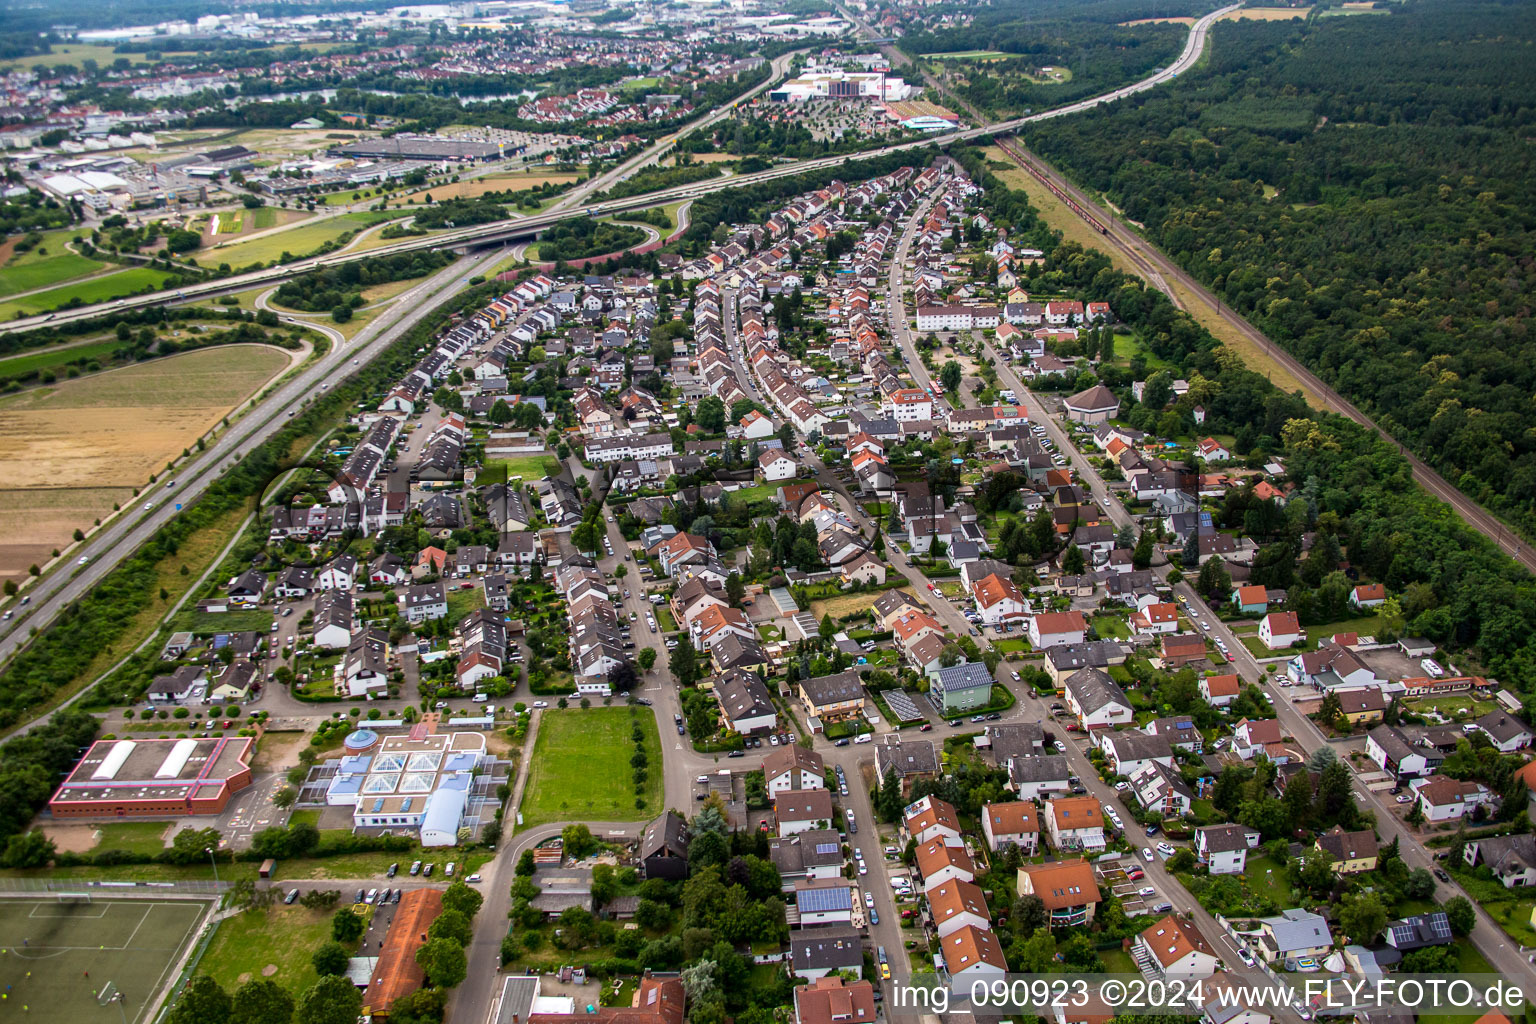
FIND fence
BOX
[0,878,232,894]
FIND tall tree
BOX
[295,977,362,1024]
[415,937,468,989]
[168,976,231,1024]
[231,978,294,1024]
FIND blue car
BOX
[869,908,879,926]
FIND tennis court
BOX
[0,896,209,1024]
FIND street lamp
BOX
[205,847,220,886]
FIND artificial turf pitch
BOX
[0,897,208,1024]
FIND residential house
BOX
[798,670,865,725]
[1199,674,1242,708]
[981,801,1040,855]
[1097,731,1175,777]
[716,670,778,735]
[1466,833,1536,889]
[764,745,826,796]
[1063,384,1120,425]
[640,811,690,880]
[794,879,854,926]
[875,737,939,792]
[1129,760,1194,818]
[904,795,962,846]
[1366,724,1440,781]
[1137,915,1220,979]
[790,929,864,982]
[1231,718,1287,762]
[1017,859,1102,926]
[1253,909,1331,965]
[776,788,836,836]
[927,878,992,939]
[1412,776,1493,823]
[1064,668,1133,730]
[1474,711,1533,753]
[1006,754,1072,801]
[1350,584,1387,610]
[938,925,1009,986]
[1314,826,1378,874]
[1045,796,1106,854]
[1196,824,1261,875]
[401,582,448,624]
[1384,912,1454,951]
[930,663,994,715]
[915,836,975,891]
[1258,612,1302,650]
[794,977,876,1024]
[770,829,844,890]
[1030,611,1087,649]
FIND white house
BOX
[1029,610,1087,649]
[1199,674,1241,708]
[757,450,799,483]
[1196,824,1261,875]
[764,746,825,796]
[1137,915,1220,979]
[1130,601,1179,635]
[940,925,1008,985]
[981,800,1040,855]
[1412,776,1493,823]
[904,795,963,846]
[1258,611,1302,650]
[1063,668,1133,730]
[927,879,992,939]
[972,572,1028,625]
[915,836,976,891]
[1096,731,1175,777]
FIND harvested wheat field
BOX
[392,171,579,205]
[0,345,289,579]
[1221,6,1310,19]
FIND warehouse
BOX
[48,736,254,818]
[330,136,507,163]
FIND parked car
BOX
[1156,842,1176,857]
[1141,848,1154,862]
[284,890,299,904]
[410,860,422,876]
[1138,886,1157,897]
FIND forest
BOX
[899,0,1200,117]
[535,217,647,263]
[952,140,1536,700]
[1021,0,1536,538]
[271,250,453,313]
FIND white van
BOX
[854,733,873,744]
[472,693,489,703]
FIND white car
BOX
[532,700,548,708]
[1114,781,1128,791]
[858,860,868,876]
[1141,847,1154,862]
[1156,842,1176,857]
[863,891,874,909]
[1138,886,1156,897]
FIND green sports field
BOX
[518,707,662,828]
[0,896,210,1024]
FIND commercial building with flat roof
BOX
[331,136,505,162]
[323,729,486,846]
[49,736,254,818]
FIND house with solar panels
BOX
[1384,911,1453,951]
[323,729,486,846]
[794,878,855,925]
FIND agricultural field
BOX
[197,205,307,246]
[385,170,579,207]
[0,338,123,379]
[0,345,289,580]
[0,43,157,71]
[0,266,176,320]
[0,239,108,300]
[519,707,663,828]
[922,50,1011,60]
[199,211,400,268]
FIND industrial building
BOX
[769,69,917,103]
[48,736,254,818]
[330,135,509,163]
[321,728,487,846]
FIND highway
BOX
[0,10,1230,338]
[0,249,506,709]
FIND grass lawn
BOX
[722,483,780,505]
[1245,853,1293,907]
[519,706,662,828]
[0,338,122,377]
[1100,947,1137,974]
[654,604,677,633]
[0,266,175,318]
[1091,614,1130,639]
[200,211,394,267]
[1408,694,1497,720]
[272,849,493,881]
[197,902,362,997]
[91,820,170,856]
[446,585,485,622]
[485,454,561,482]
[994,638,1031,654]
[0,250,108,298]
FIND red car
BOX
[1126,868,1145,881]
[919,723,932,732]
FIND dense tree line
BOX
[899,0,1196,117]
[0,193,75,236]
[957,136,1536,697]
[537,217,647,263]
[1022,0,1536,538]
[271,251,454,313]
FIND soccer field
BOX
[0,897,209,1024]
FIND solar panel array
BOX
[798,886,853,912]
[883,690,926,721]
[814,842,840,856]
[1388,912,1451,947]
